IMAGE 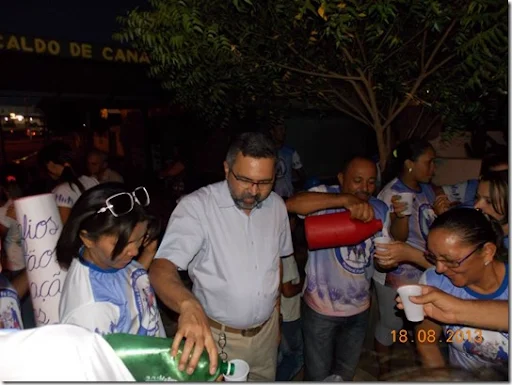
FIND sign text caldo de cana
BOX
[0,33,150,64]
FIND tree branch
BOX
[381,26,428,63]
[424,54,456,77]
[388,98,399,119]
[407,106,426,139]
[382,20,458,132]
[286,43,359,81]
[355,33,367,65]
[382,74,425,130]
[322,88,373,126]
[424,19,457,70]
[421,30,427,71]
[376,22,396,52]
[420,114,441,139]
[337,47,376,120]
[319,94,372,126]
[274,62,361,81]
[358,70,383,125]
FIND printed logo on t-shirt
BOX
[445,325,509,365]
[419,203,436,241]
[276,156,287,180]
[334,239,372,274]
[0,289,22,329]
[54,194,74,206]
[131,268,160,336]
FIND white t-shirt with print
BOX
[377,177,436,289]
[281,255,301,322]
[59,256,166,337]
[420,266,508,373]
[52,175,99,208]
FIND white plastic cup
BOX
[397,285,424,322]
[224,359,250,382]
[398,192,415,216]
[373,236,392,252]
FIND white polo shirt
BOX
[155,180,294,329]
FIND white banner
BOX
[15,193,66,326]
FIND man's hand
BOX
[172,300,219,375]
[343,194,375,222]
[396,285,461,325]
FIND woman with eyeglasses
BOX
[57,183,165,337]
[416,208,508,374]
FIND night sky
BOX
[2,0,147,44]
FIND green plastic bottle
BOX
[103,333,234,382]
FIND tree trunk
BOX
[375,125,388,171]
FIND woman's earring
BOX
[408,168,412,173]
[484,260,491,266]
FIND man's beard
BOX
[228,185,265,210]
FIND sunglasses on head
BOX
[96,186,150,217]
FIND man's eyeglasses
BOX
[96,186,150,217]
[229,170,274,188]
[424,242,485,268]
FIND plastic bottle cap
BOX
[228,362,235,376]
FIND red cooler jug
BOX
[305,211,383,250]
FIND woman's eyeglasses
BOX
[424,242,485,268]
[96,186,150,217]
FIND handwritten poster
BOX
[14,194,66,326]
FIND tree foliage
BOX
[116,0,508,165]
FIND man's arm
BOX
[286,191,346,215]
[458,300,509,331]
[149,259,199,314]
[286,191,374,218]
[402,285,509,332]
[149,197,218,376]
[149,259,218,375]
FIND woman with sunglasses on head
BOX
[38,141,99,225]
[57,183,165,337]
[415,208,508,374]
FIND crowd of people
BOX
[0,128,508,381]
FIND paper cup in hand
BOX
[224,359,249,382]
[398,192,415,216]
[373,236,392,252]
[397,285,424,322]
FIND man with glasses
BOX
[150,132,293,381]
